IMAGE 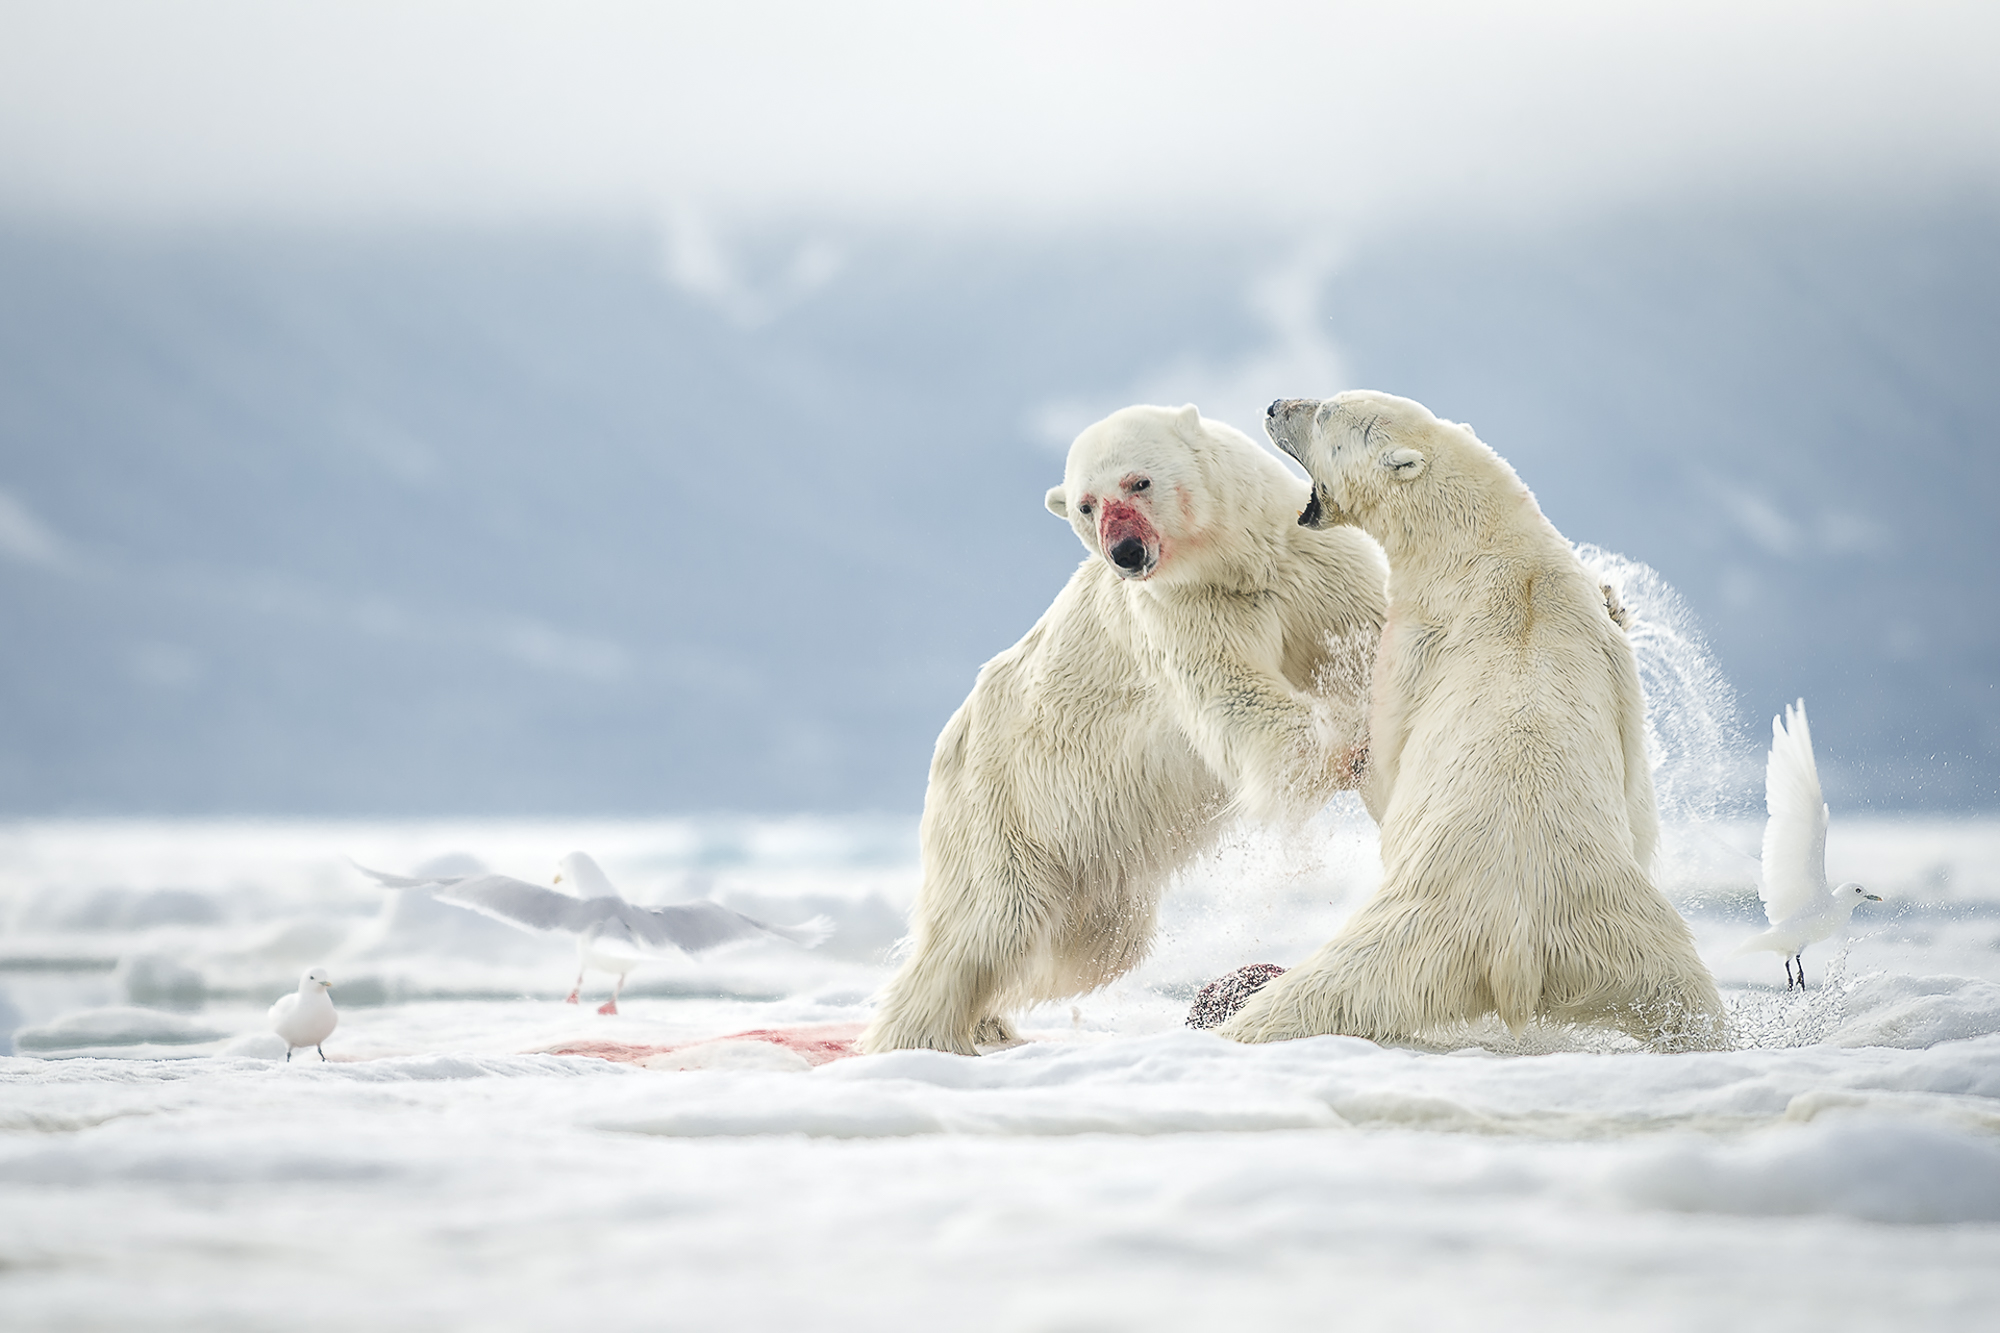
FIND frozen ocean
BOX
[3,809,1998,1331]
[6,6,1999,1329]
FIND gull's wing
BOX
[351,861,476,891]
[356,863,609,936]
[428,875,614,937]
[608,900,834,955]
[1759,699,1828,926]
[357,861,831,955]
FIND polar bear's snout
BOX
[1264,397,1325,466]
[1098,499,1159,578]
[1266,398,1341,529]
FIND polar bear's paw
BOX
[855,1014,980,1057]
[972,1015,1022,1047]
[1600,582,1631,631]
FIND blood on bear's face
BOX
[1076,473,1161,580]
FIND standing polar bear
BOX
[1221,391,1723,1049]
[858,405,1387,1055]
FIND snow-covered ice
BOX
[2,810,1998,1331]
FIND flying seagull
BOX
[1736,700,1881,989]
[270,967,338,1061]
[354,852,831,1014]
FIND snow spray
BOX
[1575,543,1752,826]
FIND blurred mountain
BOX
[0,200,1993,814]
[1329,199,2000,809]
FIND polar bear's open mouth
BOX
[1298,488,1325,528]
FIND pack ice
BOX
[2,814,1998,1332]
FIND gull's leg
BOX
[285,1048,293,1063]
[1795,954,1807,990]
[597,970,626,1016]
[565,956,586,1005]
[1783,957,1794,990]
[317,1045,327,1061]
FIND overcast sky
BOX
[2,1,1996,232]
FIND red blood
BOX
[1098,499,1154,550]
[540,1021,866,1067]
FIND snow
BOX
[3,813,1999,1330]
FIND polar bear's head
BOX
[1045,403,1279,585]
[1264,390,1511,548]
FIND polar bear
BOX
[1220,391,1723,1050]
[857,404,1387,1055]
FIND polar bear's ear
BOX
[1045,485,1069,518]
[1380,447,1426,481]
[1175,404,1203,436]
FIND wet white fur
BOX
[1223,391,1723,1049]
[858,405,1386,1055]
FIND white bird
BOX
[354,851,831,1014]
[269,967,338,1061]
[1735,700,1881,989]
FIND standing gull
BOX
[270,967,338,1061]
[355,852,831,1014]
[1736,700,1881,988]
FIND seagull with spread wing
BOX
[355,851,831,1014]
[1735,700,1881,989]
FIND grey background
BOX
[3,197,1994,816]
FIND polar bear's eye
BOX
[1130,478,1150,492]
[1078,502,1094,516]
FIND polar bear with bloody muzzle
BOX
[858,404,1387,1055]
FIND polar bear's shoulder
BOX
[1281,521,1389,596]
[964,557,1139,701]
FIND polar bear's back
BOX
[1372,534,1695,1029]
[1385,540,1644,834]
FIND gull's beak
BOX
[1864,893,1883,901]
[554,874,563,884]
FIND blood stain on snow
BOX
[541,1022,865,1067]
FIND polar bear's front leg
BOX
[1137,601,1366,825]
[860,938,1011,1056]
[1179,660,1350,824]
[858,871,1054,1057]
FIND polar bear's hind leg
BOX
[1217,899,1487,1045]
